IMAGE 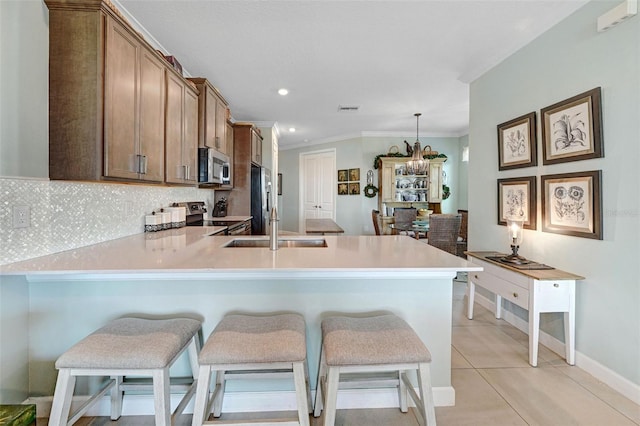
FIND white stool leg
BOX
[417,363,436,426]
[48,369,76,426]
[304,360,313,414]
[322,367,340,426]
[313,348,326,417]
[293,362,310,426]
[398,370,408,413]
[212,370,225,417]
[152,368,171,426]
[192,365,213,426]
[110,375,124,420]
[187,336,201,379]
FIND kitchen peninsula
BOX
[0,229,480,414]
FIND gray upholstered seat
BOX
[49,317,201,426]
[192,313,311,426]
[199,313,306,364]
[57,317,201,369]
[321,315,431,366]
[314,314,437,426]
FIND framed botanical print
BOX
[497,176,537,230]
[349,168,360,182]
[497,112,537,170]
[541,170,602,239]
[338,169,348,182]
[541,87,603,165]
[337,183,348,195]
[348,182,360,195]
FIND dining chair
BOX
[427,214,462,255]
[372,209,382,235]
[392,208,417,238]
[456,209,468,258]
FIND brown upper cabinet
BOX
[165,72,199,184]
[45,0,199,184]
[188,78,230,155]
[251,128,263,166]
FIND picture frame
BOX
[497,176,537,230]
[277,173,282,196]
[348,182,360,195]
[338,169,348,182]
[541,170,602,240]
[497,112,537,170]
[337,183,348,195]
[349,168,360,182]
[541,87,603,165]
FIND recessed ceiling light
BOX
[288,127,296,132]
[278,88,289,96]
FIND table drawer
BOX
[471,257,529,290]
[470,270,529,310]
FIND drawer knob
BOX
[513,292,518,298]
[554,283,559,288]
[474,274,479,279]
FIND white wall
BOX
[468,0,639,387]
[279,135,464,234]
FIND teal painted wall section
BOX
[468,1,639,384]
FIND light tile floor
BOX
[39,279,640,425]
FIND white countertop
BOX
[0,227,480,278]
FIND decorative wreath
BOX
[363,184,379,198]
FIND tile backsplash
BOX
[0,177,215,265]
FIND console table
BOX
[465,251,584,367]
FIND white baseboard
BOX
[473,293,640,405]
[29,386,455,418]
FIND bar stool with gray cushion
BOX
[49,317,202,426]
[192,313,311,426]
[313,314,436,426]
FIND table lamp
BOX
[501,219,529,264]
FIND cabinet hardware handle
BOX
[474,274,479,279]
[183,165,188,179]
[513,292,518,298]
[554,283,559,288]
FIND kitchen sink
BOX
[222,238,328,248]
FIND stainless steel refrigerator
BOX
[250,165,272,235]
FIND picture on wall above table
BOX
[338,183,348,195]
[541,170,602,240]
[541,87,603,165]
[338,169,348,182]
[349,168,360,182]
[349,182,360,195]
[497,112,537,170]
[497,176,537,230]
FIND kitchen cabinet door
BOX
[137,47,166,182]
[251,129,262,165]
[214,94,228,153]
[104,16,165,182]
[104,17,139,180]
[166,72,198,184]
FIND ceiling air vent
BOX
[337,105,360,112]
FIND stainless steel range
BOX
[172,201,251,235]
[172,201,209,226]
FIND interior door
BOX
[300,149,335,228]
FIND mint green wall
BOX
[468,0,639,385]
[279,135,462,234]
[0,0,49,178]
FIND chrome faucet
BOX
[269,206,279,251]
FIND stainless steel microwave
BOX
[198,148,230,184]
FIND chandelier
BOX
[406,113,428,175]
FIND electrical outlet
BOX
[13,205,30,229]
